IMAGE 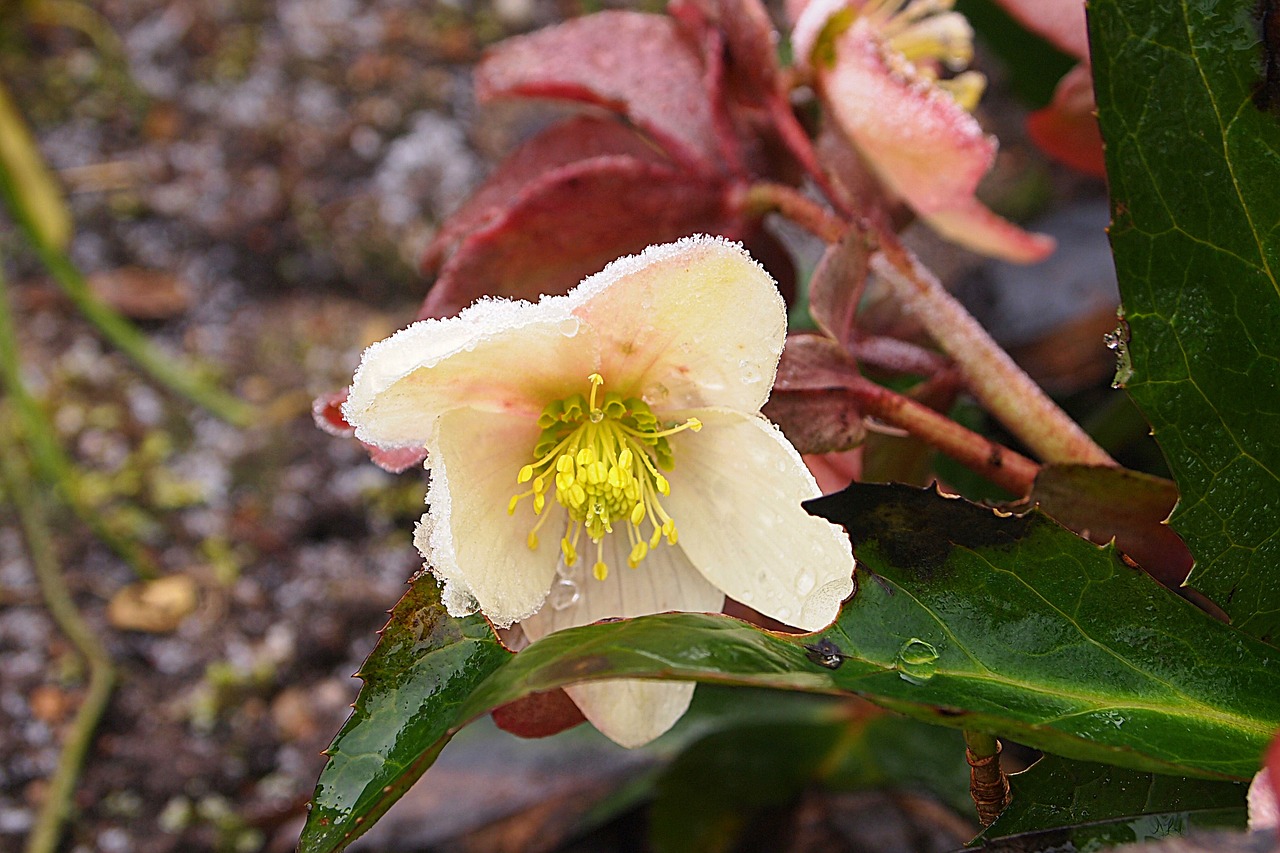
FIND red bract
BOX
[993,0,1105,178]
[417,8,794,319]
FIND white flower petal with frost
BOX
[344,236,857,747]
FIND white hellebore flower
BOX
[344,236,856,747]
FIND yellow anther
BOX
[593,561,608,581]
[687,418,702,432]
[527,531,539,550]
[561,537,577,566]
[533,493,545,514]
[508,495,520,515]
[518,464,534,483]
[655,474,670,495]
[628,541,647,568]
[629,502,645,526]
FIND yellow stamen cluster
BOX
[865,0,986,109]
[509,374,700,581]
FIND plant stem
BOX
[845,375,1039,496]
[741,181,848,244]
[0,421,117,853]
[765,92,855,218]
[0,167,254,426]
[872,232,1115,467]
[0,264,158,576]
[963,730,1009,827]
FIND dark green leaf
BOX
[448,485,1278,779]
[299,576,509,853]
[979,756,1245,849]
[1090,0,1280,642]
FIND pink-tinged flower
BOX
[791,0,1055,263]
[343,237,856,747]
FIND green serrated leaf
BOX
[1090,0,1280,641]
[446,485,1278,779]
[299,576,508,853]
[982,754,1247,843]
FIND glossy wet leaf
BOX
[982,755,1246,843]
[444,485,1279,780]
[1090,0,1280,641]
[299,576,508,853]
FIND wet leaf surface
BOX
[304,484,1280,851]
[1091,0,1280,642]
[982,754,1247,843]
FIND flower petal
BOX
[571,236,787,413]
[344,299,599,449]
[663,408,855,630]
[1026,64,1105,179]
[816,22,1054,263]
[522,534,724,747]
[420,407,564,627]
[924,198,1057,264]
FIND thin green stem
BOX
[872,230,1115,467]
[0,421,117,853]
[0,263,158,575]
[0,164,254,426]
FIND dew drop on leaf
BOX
[895,637,939,684]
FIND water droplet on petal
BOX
[895,638,939,684]
[548,579,580,611]
[738,590,754,602]
[738,359,762,384]
[796,572,815,596]
[558,317,580,337]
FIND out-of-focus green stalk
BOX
[0,416,117,853]
[0,95,254,426]
[0,262,158,575]
[0,78,71,251]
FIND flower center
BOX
[864,0,986,110]
[509,373,701,581]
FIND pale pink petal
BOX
[992,0,1089,60]
[422,407,564,627]
[1248,767,1278,830]
[817,22,1054,263]
[521,536,724,747]
[569,236,787,414]
[343,298,599,449]
[663,408,856,630]
[823,22,993,215]
[924,199,1057,264]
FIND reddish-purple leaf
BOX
[476,11,721,175]
[807,225,871,345]
[1030,465,1194,592]
[764,334,866,454]
[422,117,669,274]
[418,156,740,317]
[490,689,586,739]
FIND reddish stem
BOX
[873,230,1115,467]
[845,375,1039,496]
[741,182,847,243]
